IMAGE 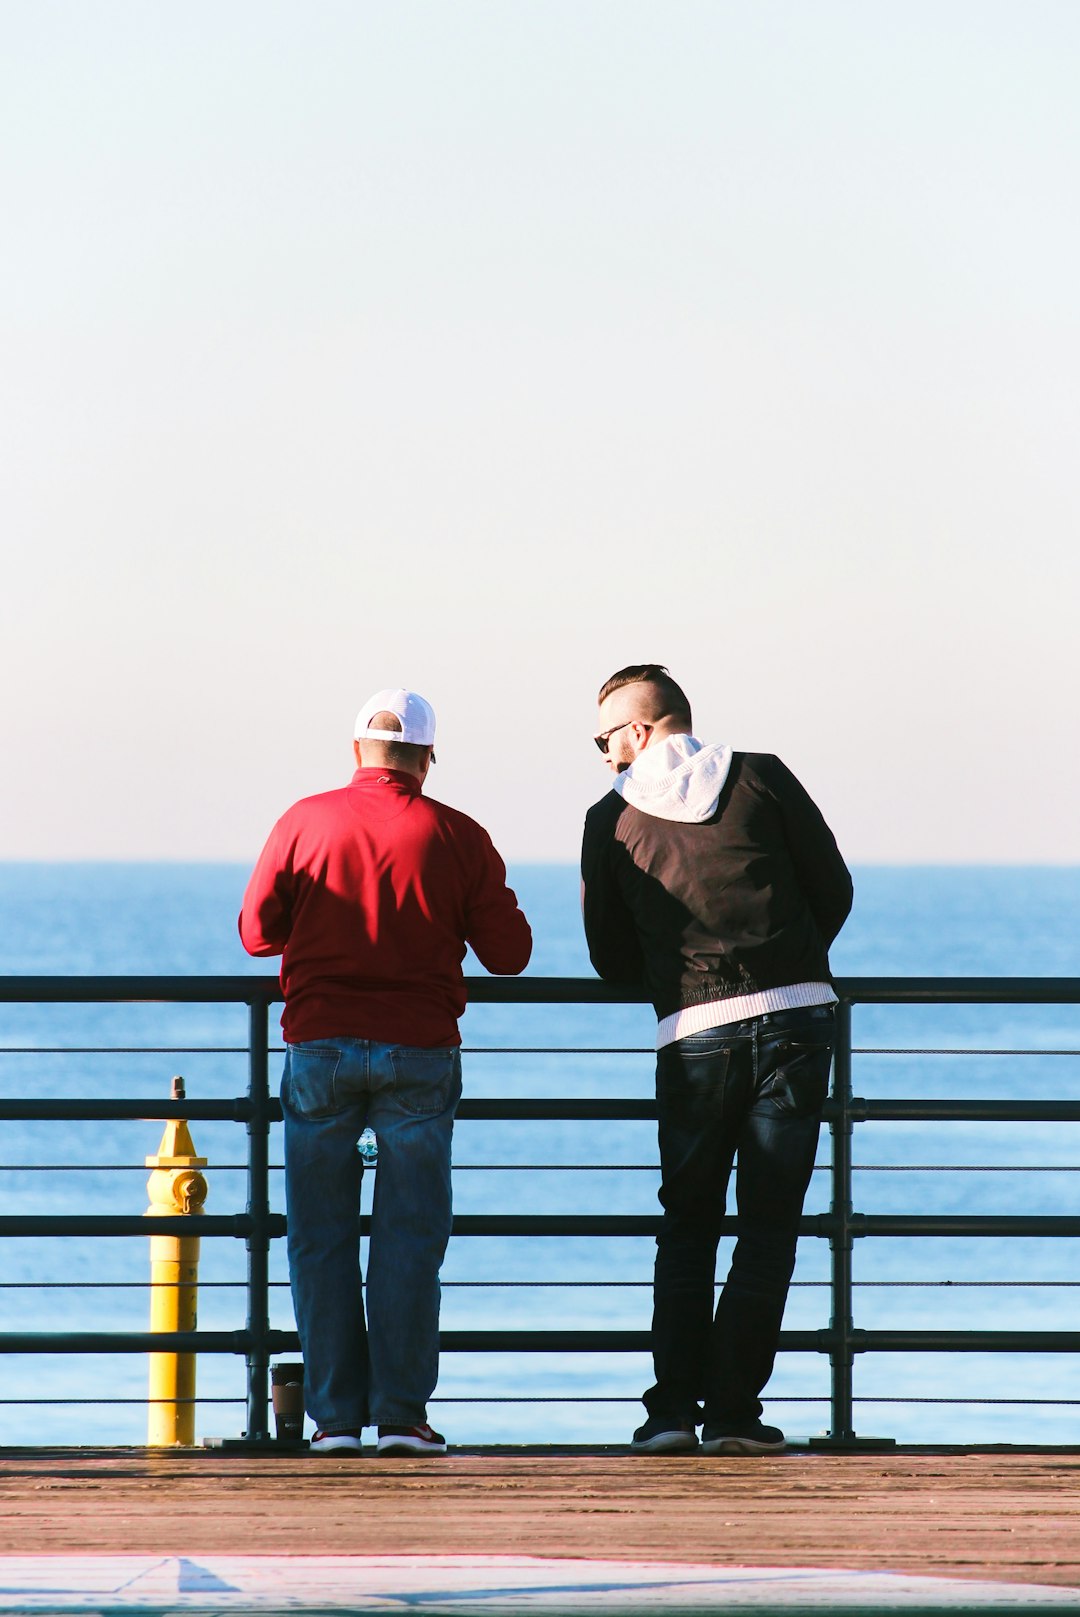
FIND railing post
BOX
[244,996,273,1442]
[828,997,856,1444]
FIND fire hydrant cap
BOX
[146,1117,207,1168]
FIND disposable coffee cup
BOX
[271,1361,305,1441]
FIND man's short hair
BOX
[597,664,693,728]
[364,710,432,771]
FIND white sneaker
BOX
[377,1423,447,1456]
[310,1429,365,1455]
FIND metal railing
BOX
[1,973,1079,1448]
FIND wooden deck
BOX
[0,1447,1078,1591]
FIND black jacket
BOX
[581,752,852,1021]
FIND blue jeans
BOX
[281,1037,461,1431]
[645,1005,834,1426]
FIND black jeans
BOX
[644,1005,835,1426]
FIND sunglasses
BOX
[594,720,651,755]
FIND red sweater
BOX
[239,768,532,1046]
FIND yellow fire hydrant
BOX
[145,1076,208,1446]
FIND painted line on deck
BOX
[0,1556,1075,1612]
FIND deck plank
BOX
[0,1450,1077,1590]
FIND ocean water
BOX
[0,861,1079,1449]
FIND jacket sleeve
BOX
[238,819,294,958]
[463,829,533,976]
[765,756,853,947]
[580,802,646,986]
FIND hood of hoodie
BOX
[612,733,733,824]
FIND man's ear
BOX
[353,739,364,767]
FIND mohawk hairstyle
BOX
[597,664,692,728]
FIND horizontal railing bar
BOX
[0,1215,286,1237]
[11,1161,1080,1176]
[850,1213,1080,1236]
[431,1397,642,1405]
[0,1164,264,1172]
[4,973,1080,1005]
[0,1213,660,1238]
[436,1330,824,1352]
[0,1332,285,1354]
[0,1280,287,1289]
[467,1047,1080,1056]
[848,1280,1080,1287]
[835,978,1080,1004]
[10,1045,1080,1059]
[432,1212,1080,1238]
[444,1331,655,1351]
[456,1100,657,1120]
[4,1210,1080,1238]
[0,1048,257,1056]
[0,1395,771,1408]
[5,1048,1080,1063]
[442,1328,1080,1354]
[846,1165,1080,1172]
[3,1276,1080,1292]
[0,977,286,1004]
[0,1103,592,1127]
[0,976,641,1005]
[2,1095,1078,1126]
[851,1099,1080,1121]
[3,1046,644,1058]
[417,1215,663,1236]
[0,1212,656,1238]
[5,1392,1080,1408]
[6,1160,1080,1177]
[426,1396,825,1405]
[4,1046,646,1057]
[851,1330,1080,1352]
[0,1096,1074,1132]
[0,1100,251,1122]
[0,1328,800,1354]
[0,1163,664,1173]
[852,1397,1080,1405]
[0,1398,246,1406]
[3,1325,1078,1356]
[855,1048,1080,1057]
[0,1098,659,1124]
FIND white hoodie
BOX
[612,733,733,824]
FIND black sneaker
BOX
[630,1415,699,1454]
[700,1419,786,1455]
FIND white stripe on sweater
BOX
[656,981,837,1049]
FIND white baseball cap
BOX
[354,687,437,756]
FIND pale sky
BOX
[2,2,1078,863]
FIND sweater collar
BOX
[350,767,422,794]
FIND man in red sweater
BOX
[240,687,532,1456]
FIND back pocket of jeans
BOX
[678,1039,733,1061]
[759,1040,832,1117]
[282,1045,343,1118]
[388,1046,462,1116]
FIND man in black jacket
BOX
[581,664,852,1455]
